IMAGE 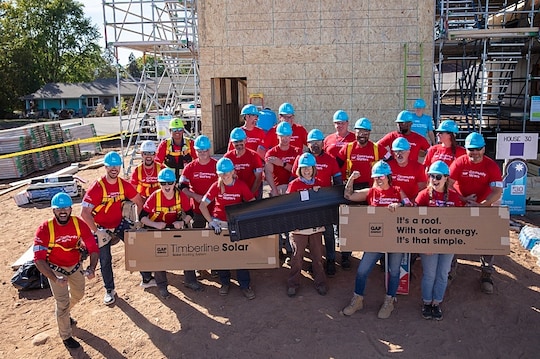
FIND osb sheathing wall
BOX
[198,0,434,142]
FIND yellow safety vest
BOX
[136,163,161,196]
[346,142,379,179]
[149,190,183,221]
[92,178,126,215]
[46,216,81,260]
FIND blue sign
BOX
[501,160,528,215]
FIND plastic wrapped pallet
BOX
[62,123,101,154]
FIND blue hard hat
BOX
[392,137,411,151]
[465,132,486,149]
[216,157,235,174]
[103,152,122,166]
[257,109,277,131]
[158,168,176,183]
[276,121,293,136]
[194,135,211,150]
[395,110,413,123]
[428,161,450,176]
[354,118,372,131]
[241,104,259,116]
[230,127,247,141]
[333,110,349,122]
[371,160,392,178]
[298,152,317,167]
[307,129,325,142]
[278,102,295,115]
[51,192,72,209]
[413,99,426,109]
[436,120,459,134]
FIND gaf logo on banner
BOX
[369,223,384,236]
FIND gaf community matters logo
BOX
[369,222,383,237]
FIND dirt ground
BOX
[1,153,540,358]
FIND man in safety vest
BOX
[80,151,145,306]
[130,140,162,200]
[34,193,99,350]
[155,118,197,180]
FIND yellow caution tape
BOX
[0,132,127,160]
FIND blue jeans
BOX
[354,252,403,297]
[99,219,132,291]
[420,253,454,304]
[219,269,250,289]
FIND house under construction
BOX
[101,0,540,174]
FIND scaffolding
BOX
[434,0,539,135]
[102,0,200,176]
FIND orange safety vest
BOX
[92,178,126,215]
[165,138,192,158]
[46,216,81,260]
[149,190,183,221]
[135,163,161,197]
[345,142,379,179]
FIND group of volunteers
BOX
[33,99,503,350]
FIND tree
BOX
[0,0,104,114]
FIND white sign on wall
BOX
[496,133,539,160]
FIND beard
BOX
[54,212,71,225]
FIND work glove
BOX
[209,220,222,235]
[95,228,111,248]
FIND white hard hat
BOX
[140,140,157,153]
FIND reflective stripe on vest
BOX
[92,178,126,215]
[165,138,191,158]
[136,164,160,197]
[346,142,379,179]
[149,190,182,221]
[46,217,81,260]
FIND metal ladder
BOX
[403,42,424,109]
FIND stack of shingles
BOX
[0,128,37,179]
[62,123,101,155]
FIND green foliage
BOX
[0,0,105,115]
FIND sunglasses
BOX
[159,182,176,186]
[171,128,184,132]
[429,174,444,180]
[142,152,155,156]
[467,147,484,152]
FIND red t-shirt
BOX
[227,126,266,152]
[179,158,218,214]
[423,144,467,170]
[323,131,356,159]
[286,177,324,193]
[224,148,263,195]
[83,176,139,228]
[34,216,98,267]
[130,162,163,198]
[203,179,255,221]
[415,188,464,207]
[264,123,308,150]
[265,145,302,186]
[377,131,430,163]
[388,159,427,201]
[449,154,503,203]
[337,141,388,184]
[291,152,341,187]
[143,189,191,224]
[367,186,402,207]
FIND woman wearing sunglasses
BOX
[423,120,466,171]
[342,160,411,319]
[414,161,464,321]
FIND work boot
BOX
[343,294,363,316]
[341,256,351,270]
[377,295,396,319]
[326,260,336,276]
[480,272,494,294]
[63,337,81,349]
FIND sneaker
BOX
[184,281,205,292]
[242,287,256,300]
[480,272,494,294]
[316,285,328,296]
[70,317,77,326]
[421,304,433,320]
[343,294,364,316]
[210,270,219,278]
[341,257,351,270]
[63,337,81,349]
[326,260,336,276]
[103,289,116,305]
[140,277,157,288]
[159,287,171,299]
[287,287,296,297]
[432,305,443,321]
[377,296,396,319]
[219,284,230,296]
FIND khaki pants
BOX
[47,265,85,340]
